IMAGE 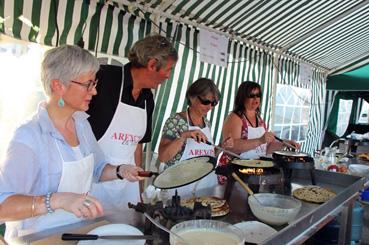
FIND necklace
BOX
[187,108,205,128]
[243,112,258,128]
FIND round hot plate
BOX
[153,156,216,189]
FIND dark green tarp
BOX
[327,63,369,91]
[326,63,369,135]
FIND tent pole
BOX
[270,52,281,131]
[144,10,161,181]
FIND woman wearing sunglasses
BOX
[158,78,230,197]
[218,81,299,184]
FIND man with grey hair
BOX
[87,34,177,222]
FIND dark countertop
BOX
[16,169,364,245]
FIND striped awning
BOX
[2,0,369,71]
[0,0,153,56]
[113,0,369,72]
[0,0,336,154]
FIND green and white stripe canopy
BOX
[2,0,365,154]
[111,0,369,71]
[2,0,369,71]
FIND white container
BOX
[349,164,369,177]
[169,220,244,245]
[248,193,302,226]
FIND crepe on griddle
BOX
[293,186,336,203]
[232,159,274,168]
[273,150,308,157]
[153,156,213,189]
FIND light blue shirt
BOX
[0,102,108,203]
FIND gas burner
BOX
[236,167,284,194]
[272,151,315,169]
[238,166,281,175]
[235,167,283,185]
[216,152,317,196]
[216,165,285,199]
[128,191,211,245]
[238,167,264,175]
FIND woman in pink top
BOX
[218,81,299,184]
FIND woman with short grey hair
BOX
[41,45,100,96]
[0,45,143,243]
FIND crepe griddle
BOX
[153,156,216,189]
[272,150,314,169]
[231,159,275,168]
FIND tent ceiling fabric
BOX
[116,0,369,72]
[0,0,329,154]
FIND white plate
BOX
[234,221,277,244]
[78,224,145,245]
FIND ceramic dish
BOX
[78,224,144,245]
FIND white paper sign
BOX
[199,29,228,67]
[299,63,313,86]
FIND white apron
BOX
[240,115,267,159]
[90,71,146,223]
[168,112,217,198]
[6,138,94,244]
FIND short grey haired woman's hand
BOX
[118,164,144,182]
[52,192,104,219]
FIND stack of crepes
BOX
[181,196,230,217]
[358,153,369,161]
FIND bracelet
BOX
[31,196,36,217]
[116,165,124,180]
[45,192,54,214]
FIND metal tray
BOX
[16,170,364,245]
[219,169,364,245]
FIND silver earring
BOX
[58,97,65,107]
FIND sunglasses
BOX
[70,79,98,91]
[158,41,168,48]
[157,37,169,48]
[197,96,218,107]
[247,92,262,99]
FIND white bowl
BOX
[169,219,244,245]
[248,193,302,226]
[234,221,277,243]
[349,164,369,177]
